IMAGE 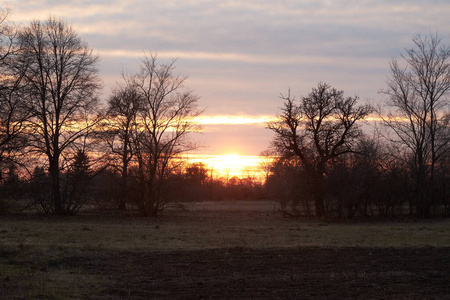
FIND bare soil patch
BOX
[2,245,450,299]
[59,246,449,300]
[2,202,450,299]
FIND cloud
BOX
[196,115,276,126]
[7,1,450,61]
[3,0,450,155]
[97,48,387,68]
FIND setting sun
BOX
[187,153,268,180]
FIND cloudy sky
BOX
[4,0,450,155]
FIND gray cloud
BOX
[3,0,450,154]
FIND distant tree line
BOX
[0,13,207,216]
[0,13,266,216]
[0,11,448,218]
[266,34,450,218]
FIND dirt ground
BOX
[2,202,450,299]
[84,247,450,299]
[4,246,449,299]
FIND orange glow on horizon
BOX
[186,153,273,181]
[195,115,277,126]
[192,114,406,127]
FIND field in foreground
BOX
[1,200,450,299]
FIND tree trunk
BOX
[118,162,128,210]
[314,164,326,218]
[314,195,326,218]
[50,159,63,215]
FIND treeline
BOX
[266,34,450,219]
[0,12,449,218]
[265,140,449,218]
[0,159,265,215]
[0,14,205,216]
[0,12,266,216]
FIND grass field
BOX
[1,200,450,299]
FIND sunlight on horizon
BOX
[193,114,398,126]
[186,153,273,181]
[195,115,277,125]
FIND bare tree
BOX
[127,53,202,216]
[15,17,102,215]
[381,33,450,217]
[259,149,276,183]
[105,83,143,210]
[0,9,29,173]
[0,8,14,61]
[268,82,372,217]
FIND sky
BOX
[3,0,450,156]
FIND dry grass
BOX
[1,200,450,298]
[2,200,450,252]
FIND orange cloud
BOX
[195,115,277,126]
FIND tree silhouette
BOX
[14,17,102,215]
[381,34,450,217]
[105,84,143,210]
[268,82,372,217]
[123,53,202,216]
[0,9,29,174]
